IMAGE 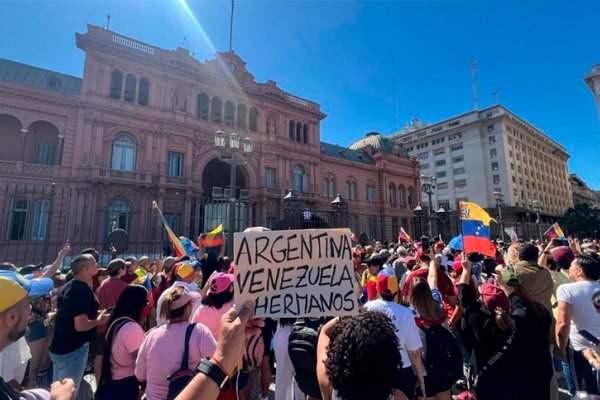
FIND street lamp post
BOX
[436,206,447,240]
[493,190,505,242]
[214,130,253,257]
[531,199,542,241]
[420,174,437,236]
[413,204,425,238]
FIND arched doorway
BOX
[201,158,248,198]
[198,158,250,240]
[0,114,24,161]
[24,121,61,165]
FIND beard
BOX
[7,313,27,342]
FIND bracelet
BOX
[210,357,231,380]
[196,357,230,389]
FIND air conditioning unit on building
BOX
[212,187,224,199]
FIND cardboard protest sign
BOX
[233,228,359,318]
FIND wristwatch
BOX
[196,357,230,389]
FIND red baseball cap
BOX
[480,282,509,312]
[452,257,463,273]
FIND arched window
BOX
[366,184,376,202]
[197,93,209,120]
[138,77,150,105]
[224,101,235,126]
[249,107,258,132]
[296,121,302,142]
[289,120,296,141]
[105,197,131,234]
[346,180,356,200]
[111,133,137,171]
[323,177,335,198]
[293,164,307,192]
[303,124,309,144]
[398,185,406,207]
[211,97,223,123]
[124,73,136,102]
[237,104,247,129]
[407,186,416,207]
[388,184,397,205]
[110,70,123,99]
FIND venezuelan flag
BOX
[460,201,496,225]
[462,220,497,257]
[398,227,411,242]
[152,201,186,258]
[460,201,497,257]
[544,223,565,240]
[201,224,225,248]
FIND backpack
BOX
[420,324,463,391]
[166,323,197,400]
[288,318,329,400]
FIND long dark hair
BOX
[108,285,148,326]
[97,285,147,387]
[200,288,234,309]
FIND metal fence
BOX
[0,182,554,266]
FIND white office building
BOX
[389,105,572,216]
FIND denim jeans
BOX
[50,343,89,389]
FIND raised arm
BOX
[427,248,439,290]
[41,242,70,278]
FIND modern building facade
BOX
[570,174,600,209]
[389,106,572,237]
[0,24,419,264]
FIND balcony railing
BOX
[0,161,59,177]
[92,167,154,184]
[166,176,188,185]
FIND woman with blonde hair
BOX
[135,286,216,400]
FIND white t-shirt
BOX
[364,299,423,368]
[556,280,600,351]
[0,337,31,384]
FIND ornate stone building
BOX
[0,24,419,264]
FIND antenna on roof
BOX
[470,59,478,110]
[180,36,187,47]
[228,0,235,51]
[106,14,111,30]
[492,89,499,105]
[391,58,398,131]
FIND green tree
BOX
[562,203,600,238]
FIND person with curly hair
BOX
[316,311,407,400]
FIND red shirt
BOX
[96,277,128,334]
[401,267,456,299]
[121,271,137,284]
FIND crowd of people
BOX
[2,232,600,400]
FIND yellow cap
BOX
[0,277,27,313]
[175,263,194,279]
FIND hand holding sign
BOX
[233,229,360,318]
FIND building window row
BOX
[289,120,309,144]
[197,93,258,132]
[388,184,416,208]
[110,70,150,106]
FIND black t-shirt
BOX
[50,280,99,355]
[0,377,21,400]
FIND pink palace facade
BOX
[0,24,420,264]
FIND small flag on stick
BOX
[544,223,565,240]
[152,201,186,258]
[201,224,225,248]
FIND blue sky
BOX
[2,1,600,188]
